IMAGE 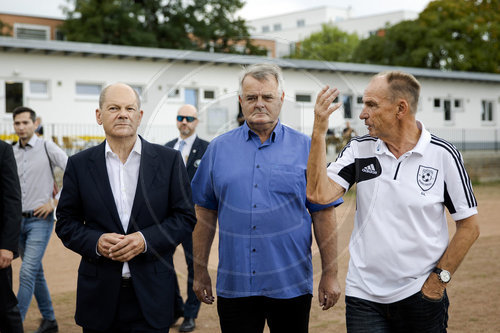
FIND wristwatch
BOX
[433,267,451,283]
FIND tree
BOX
[59,0,266,55]
[60,0,157,46]
[288,24,359,62]
[352,0,500,73]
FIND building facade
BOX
[0,13,64,40]
[0,36,498,151]
[247,6,418,58]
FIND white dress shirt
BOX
[173,134,197,165]
[13,135,68,211]
[105,137,141,278]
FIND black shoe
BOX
[170,311,184,327]
[35,319,58,333]
[179,317,195,332]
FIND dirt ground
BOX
[12,182,500,333]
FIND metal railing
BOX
[0,122,179,155]
[1,122,499,155]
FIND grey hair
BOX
[238,63,284,97]
[377,71,421,114]
[99,83,141,109]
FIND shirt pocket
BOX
[269,164,305,195]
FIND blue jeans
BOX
[346,291,449,333]
[17,214,56,321]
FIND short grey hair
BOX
[238,63,284,97]
[377,71,421,114]
[99,83,141,110]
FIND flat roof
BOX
[1,36,500,83]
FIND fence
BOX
[1,121,499,155]
[0,122,179,156]
[347,126,500,152]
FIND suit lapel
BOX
[129,137,159,232]
[88,141,124,233]
[166,138,178,149]
[185,136,199,168]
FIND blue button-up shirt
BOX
[192,121,343,299]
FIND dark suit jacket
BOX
[55,137,196,331]
[165,136,209,181]
[0,140,22,310]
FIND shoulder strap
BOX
[43,141,56,182]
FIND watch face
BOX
[439,270,451,283]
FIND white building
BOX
[0,36,498,152]
[248,6,351,57]
[247,6,418,58]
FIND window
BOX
[128,85,144,102]
[29,81,48,95]
[295,94,312,103]
[481,100,494,122]
[443,99,452,121]
[5,82,23,113]
[203,90,215,100]
[76,83,102,96]
[434,98,441,108]
[273,23,282,31]
[262,25,270,33]
[129,85,143,96]
[55,29,65,41]
[234,44,245,53]
[184,88,198,109]
[356,96,363,104]
[168,88,180,99]
[297,19,305,27]
[343,95,353,119]
[453,98,464,112]
[14,23,50,40]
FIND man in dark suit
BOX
[165,105,209,332]
[56,83,196,332]
[0,140,23,333]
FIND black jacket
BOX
[165,136,209,181]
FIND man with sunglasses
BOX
[166,104,209,332]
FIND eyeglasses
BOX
[177,116,197,122]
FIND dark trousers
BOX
[82,280,168,333]
[0,266,24,333]
[346,291,449,333]
[173,235,200,319]
[217,294,312,333]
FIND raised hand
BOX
[313,86,342,134]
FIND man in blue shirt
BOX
[191,63,343,333]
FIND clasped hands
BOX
[97,232,145,262]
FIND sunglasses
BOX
[177,115,197,122]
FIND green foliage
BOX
[60,0,266,55]
[352,0,500,73]
[288,24,359,62]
